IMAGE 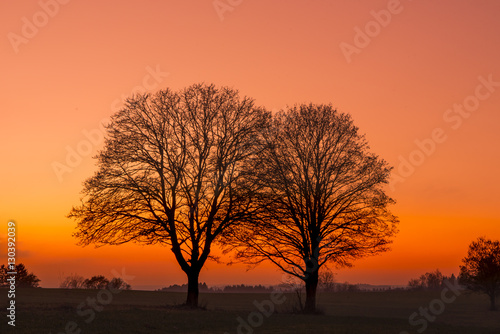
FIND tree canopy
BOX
[69,87,398,311]
[0,263,41,288]
[69,83,267,307]
[459,237,500,311]
[223,104,398,312]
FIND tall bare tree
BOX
[224,104,398,312]
[459,237,500,311]
[69,84,267,307]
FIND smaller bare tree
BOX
[60,274,86,289]
[318,269,336,292]
[83,275,109,289]
[108,277,131,290]
[224,104,398,312]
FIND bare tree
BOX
[0,263,41,288]
[60,274,86,289]
[69,84,267,307]
[408,269,445,290]
[83,275,109,289]
[108,277,131,290]
[459,237,500,311]
[224,104,398,312]
[318,268,336,292]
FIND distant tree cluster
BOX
[0,263,40,288]
[222,284,274,293]
[157,279,369,294]
[60,274,131,290]
[157,282,212,293]
[407,270,457,290]
[405,237,500,311]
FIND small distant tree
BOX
[60,274,86,289]
[83,275,109,289]
[0,264,40,288]
[108,277,131,290]
[459,237,500,311]
[318,269,336,292]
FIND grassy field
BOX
[1,288,499,333]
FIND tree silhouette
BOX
[0,263,40,288]
[83,275,109,289]
[318,269,336,292]
[408,269,446,290]
[459,237,500,311]
[108,277,131,290]
[59,274,86,289]
[223,104,398,312]
[69,84,267,307]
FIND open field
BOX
[1,288,499,333]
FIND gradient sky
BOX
[1,0,499,289]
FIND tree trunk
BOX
[186,270,199,308]
[304,269,319,313]
[489,293,497,311]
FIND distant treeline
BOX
[156,274,460,294]
[156,282,397,293]
[157,283,275,293]
[60,274,131,290]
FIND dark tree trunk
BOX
[304,269,319,313]
[186,270,199,308]
[489,293,497,311]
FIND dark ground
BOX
[0,288,499,333]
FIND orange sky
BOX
[1,0,499,289]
